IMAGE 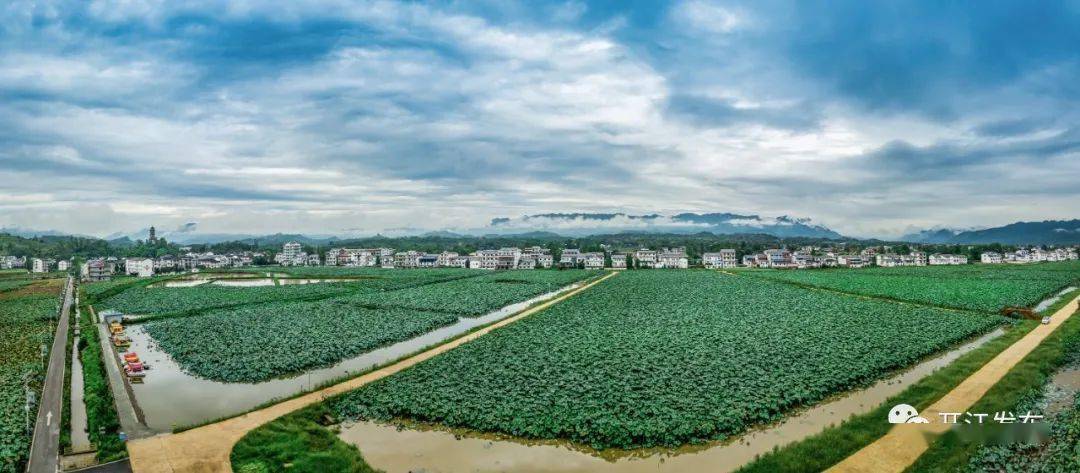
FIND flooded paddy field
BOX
[337,327,1006,473]
[122,282,586,432]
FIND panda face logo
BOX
[888,404,930,424]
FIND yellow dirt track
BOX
[127,272,617,472]
[828,293,1079,473]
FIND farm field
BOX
[342,269,597,316]
[0,279,62,471]
[330,270,1006,450]
[143,301,459,383]
[748,261,1080,313]
[129,270,597,383]
[96,269,484,317]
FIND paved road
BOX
[27,276,74,473]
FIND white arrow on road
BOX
[46,411,52,426]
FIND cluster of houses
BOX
[10,241,1077,282]
[1,255,27,270]
[78,250,268,281]
[737,247,977,269]
[273,242,320,266]
[981,247,1079,264]
[317,244,692,270]
[0,256,73,273]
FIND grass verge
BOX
[77,287,127,462]
[230,404,379,473]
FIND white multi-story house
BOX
[610,253,628,269]
[81,259,116,281]
[31,258,47,273]
[417,254,439,268]
[583,252,605,270]
[656,248,689,269]
[699,252,725,267]
[929,254,968,265]
[517,255,538,269]
[445,255,470,268]
[837,254,870,268]
[57,260,71,271]
[910,251,928,266]
[763,249,795,269]
[521,247,554,268]
[703,249,738,269]
[559,249,583,267]
[436,252,459,267]
[0,256,26,270]
[393,251,423,269]
[793,252,822,269]
[125,258,155,277]
[275,242,308,266]
[282,241,303,260]
[469,249,519,270]
[633,249,658,268]
[981,252,1003,264]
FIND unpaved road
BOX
[127,272,617,473]
[828,293,1080,472]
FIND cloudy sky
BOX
[1,0,1077,239]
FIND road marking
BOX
[46,411,52,427]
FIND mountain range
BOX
[901,219,1080,245]
[4,216,1079,246]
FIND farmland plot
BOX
[100,282,367,317]
[0,282,60,470]
[751,261,1080,313]
[98,269,479,317]
[342,270,597,316]
[331,271,1005,450]
[143,300,460,383]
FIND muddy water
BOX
[1044,365,1080,416]
[125,283,586,432]
[150,277,348,288]
[339,328,1007,473]
[1035,287,1077,313]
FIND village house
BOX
[81,258,116,281]
[981,252,1003,264]
[836,254,870,268]
[656,248,688,269]
[610,253,628,269]
[702,249,738,269]
[633,249,658,268]
[929,253,969,265]
[125,258,155,277]
[583,252,605,270]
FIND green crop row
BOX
[341,270,597,316]
[0,283,61,471]
[142,300,461,383]
[749,261,1080,313]
[97,269,487,318]
[331,271,1006,450]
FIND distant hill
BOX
[484,212,843,239]
[902,220,1080,245]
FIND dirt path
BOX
[828,293,1080,473]
[127,272,617,473]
